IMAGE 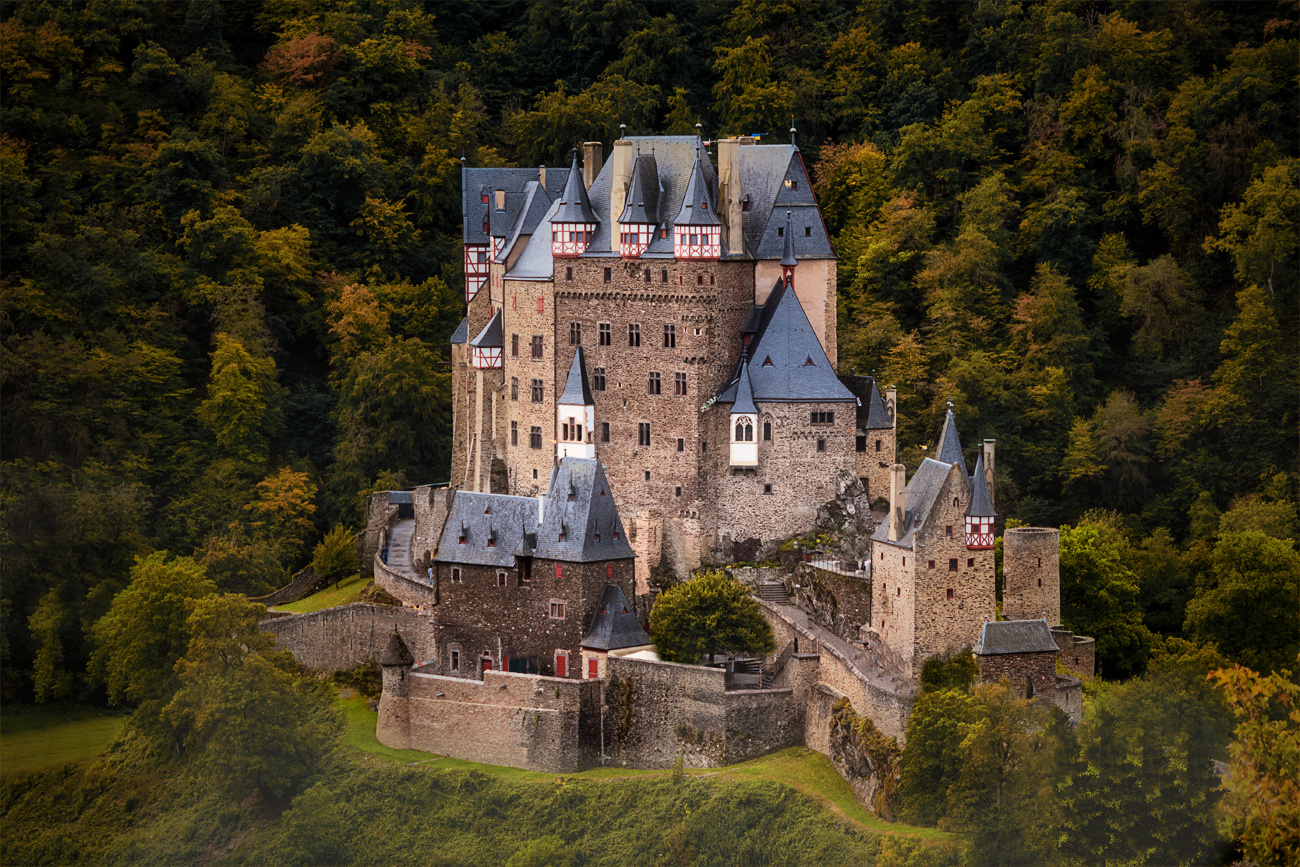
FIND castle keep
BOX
[450,133,896,585]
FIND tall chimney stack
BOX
[888,463,906,542]
[983,439,996,507]
[885,385,897,428]
[582,142,603,190]
[717,137,744,253]
[609,139,634,249]
[538,164,546,189]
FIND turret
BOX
[965,453,996,550]
[729,361,758,467]
[557,348,596,460]
[935,400,967,477]
[376,631,415,750]
[780,210,797,288]
[618,154,660,258]
[550,149,598,258]
[673,143,721,260]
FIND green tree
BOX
[649,571,775,664]
[312,525,358,585]
[1184,530,1300,673]
[197,333,286,469]
[898,687,979,826]
[1206,158,1299,303]
[1059,521,1153,678]
[90,552,217,705]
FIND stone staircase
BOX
[757,581,790,605]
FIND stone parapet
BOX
[260,604,436,671]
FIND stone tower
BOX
[376,631,415,750]
[1002,527,1061,624]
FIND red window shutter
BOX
[555,563,562,579]
[537,297,544,313]
[606,563,614,578]
[556,655,567,677]
[588,658,598,678]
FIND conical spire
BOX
[780,210,798,268]
[967,453,996,517]
[553,149,597,223]
[936,400,967,476]
[379,631,414,666]
[732,360,757,415]
[558,347,594,406]
[618,155,659,224]
[674,148,720,227]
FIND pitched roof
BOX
[618,154,661,225]
[502,180,554,261]
[558,347,594,406]
[936,406,968,477]
[743,148,834,260]
[379,631,414,666]
[716,279,856,404]
[975,619,1060,655]
[450,317,468,344]
[533,458,635,562]
[864,379,893,429]
[581,584,650,651]
[435,491,540,568]
[870,458,960,547]
[967,454,996,518]
[731,360,757,414]
[673,148,721,227]
[779,211,798,268]
[462,167,564,245]
[507,196,563,280]
[552,150,598,224]
[469,308,503,348]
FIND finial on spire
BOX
[619,123,626,139]
[947,398,954,410]
[790,119,797,147]
[695,121,702,137]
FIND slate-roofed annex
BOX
[558,346,594,407]
[435,491,540,568]
[975,619,1061,655]
[462,166,566,246]
[580,584,650,651]
[716,278,856,405]
[533,458,634,562]
[871,457,954,548]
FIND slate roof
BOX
[507,196,563,280]
[533,458,635,562]
[436,491,541,568]
[618,154,661,225]
[558,347,594,407]
[469,308,503,348]
[967,454,996,518]
[731,361,757,415]
[870,458,958,548]
[462,167,565,245]
[716,279,856,404]
[380,631,414,666]
[779,211,798,268]
[580,584,651,651]
[674,149,721,227]
[741,147,835,260]
[502,180,554,261]
[450,317,468,344]
[936,406,968,477]
[387,491,414,505]
[552,151,598,224]
[975,619,1060,655]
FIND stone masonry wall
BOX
[411,485,453,569]
[754,259,837,367]
[1003,527,1061,624]
[856,427,895,504]
[791,563,872,643]
[911,468,996,665]
[1052,628,1096,679]
[977,651,1058,704]
[374,556,438,608]
[261,604,437,671]
[871,540,915,676]
[403,668,599,772]
[600,656,800,769]
[503,275,556,496]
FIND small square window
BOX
[565,266,573,281]
[928,560,935,569]
[697,274,704,285]
[777,227,784,237]
[763,484,773,494]
[949,559,958,571]
[676,437,684,452]
[816,438,825,452]
[967,558,974,567]
[550,601,565,619]
[675,486,682,497]
[644,470,651,481]
[945,525,953,537]
[805,226,812,236]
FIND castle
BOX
[450,133,897,589]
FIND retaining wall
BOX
[261,604,437,671]
[374,555,438,607]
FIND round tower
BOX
[1002,527,1060,624]
[376,631,415,750]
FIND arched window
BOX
[734,419,753,442]
[744,421,753,441]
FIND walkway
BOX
[761,598,915,697]
[386,519,417,574]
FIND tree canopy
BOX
[650,571,776,664]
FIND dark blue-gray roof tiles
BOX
[936,407,968,478]
[717,280,856,405]
[462,167,564,245]
[450,317,468,344]
[674,150,721,227]
[618,155,661,225]
[533,458,635,562]
[470,308,503,348]
[779,210,798,268]
[507,196,563,280]
[976,619,1060,655]
[842,377,892,430]
[581,584,650,651]
[731,361,758,415]
[967,454,996,518]
[436,491,541,568]
[552,151,598,224]
[870,458,958,547]
[502,181,554,261]
[558,347,594,406]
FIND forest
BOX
[0,0,1297,860]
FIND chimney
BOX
[609,139,634,249]
[538,164,546,189]
[888,463,906,542]
[494,189,505,210]
[582,142,603,190]
[885,385,897,428]
[983,439,996,507]
[718,137,745,253]
[537,493,547,524]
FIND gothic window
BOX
[763,421,772,441]
[648,372,661,394]
[592,367,605,390]
[663,324,676,348]
[628,323,641,347]
[734,419,753,442]
[531,379,543,402]
[599,322,611,345]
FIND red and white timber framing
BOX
[464,244,489,302]
[619,224,654,258]
[673,226,721,259]
[470,344,502,369]
[965,516,994,549]
[551,223,596,257]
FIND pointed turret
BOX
[965,453,996,550]
[557,348,596,460]
[935,401,967,477]
[551,149,598,257]
[618,155,660,258]
[673,144,721,259]
[380,631,414,667]
[729,361,758,467]
[780,210,797,287]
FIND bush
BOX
[312,525,358,583]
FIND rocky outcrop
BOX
[827,697,900,820]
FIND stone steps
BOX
[757,581,789,604]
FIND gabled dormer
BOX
[673,145,721,260]
[551,150,598,258]
[729,361,758,467]
[557,347,595,460]
[469,309,503,369]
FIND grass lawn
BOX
[277,572,369,614]
[0,706,129,776]
[334,693,946,839]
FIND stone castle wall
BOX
[261,604,437,671]
[410,485,453,568]
[754,259,836,366]
[1052,627,1096,680]
[502,274,557,496]
[374,555,437,608]
[857,428,895,504]
[790,563,872,643]
[1003,527,1061,624]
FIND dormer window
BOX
[784,179,798,190]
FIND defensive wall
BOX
[261,603,437,671]
[374,552,437,607]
